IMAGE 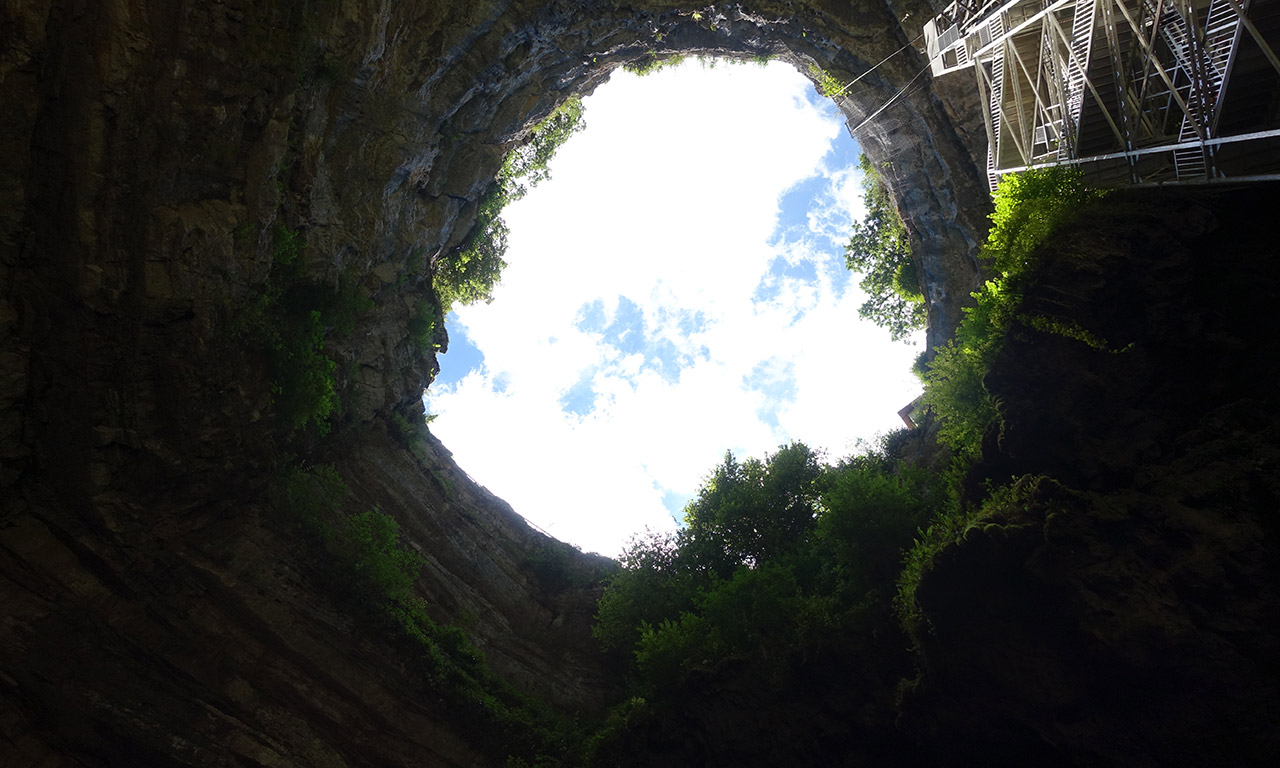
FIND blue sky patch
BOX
[574,299,607,332]
[558,371,597,417]
[744,357,798,401]
[677,309,709,337]
[768,254,819,283]
[434,318,485,389]
[662,489,693,520]
[778,175,827,227]
[602,296,646,355]
[745,357,798,429]
[642,336,688,383]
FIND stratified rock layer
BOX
[0,1,984,764]
[32,1,1280,767]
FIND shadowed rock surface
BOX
[1,1,980,763]
[904,187,1280,767]
[4,0,1279,765]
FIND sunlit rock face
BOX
[0,0,988,764]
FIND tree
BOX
[594,443,825,656]
[845,154,927,340]
[592,530,698,651]
[681,442,825,572]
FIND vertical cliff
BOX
[6,0,1280,765]
[1,1,988,765]
[903,186,1280,766]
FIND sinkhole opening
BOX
[425,59,924,556]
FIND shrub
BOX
[271,308,338,434]
[524,539,617,592]
[407,298,441,351]
[338,508,425,606]
[808,63,844,98]
[919,167,1104,462]
[984,165,1100,276]
[623,53,687,76]
[235,225,373,436]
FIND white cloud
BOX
[427,61,922,556]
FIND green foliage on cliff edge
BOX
[623,53,687,76]
[844,154,928,341]
[919,166,1106,464]
[583,171,1113,755]
[895,167,1109,637]
[435,96,586,310]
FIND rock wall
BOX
[903,187,1280,766]
[0,1,989,765]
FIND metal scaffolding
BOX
[924,0,1280,186]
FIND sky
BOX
[424,60,924,557]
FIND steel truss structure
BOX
[924,0,1280,186]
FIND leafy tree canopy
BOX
[681,442,824,575]
[592,437,942,695]
[845,153,927,341]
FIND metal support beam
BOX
[1109,0,1207,141]
[1224,0,1280,76]
[1045,10,1131,149]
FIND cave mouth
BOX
[424,58,924,556]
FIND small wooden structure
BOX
[924,0,1280,186]
[898,395,925,429]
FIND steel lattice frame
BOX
[925,0,1280,185]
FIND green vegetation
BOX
[623,53,687,76]
[235,225,373,435]
[918,167,1106,464]
[435,97,586,310]
[888,167,1108,635]
[277,464,577,765]
[592,440,945,698]
[266,161,1111,761]
[407,297,442,352]
[808,63,844,99]
[623,52,773,75]
[845,154,927,341]
[524,539,618,592]
[583,168,1113,752]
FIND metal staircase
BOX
[926,0,1279,185]
[1172,0,1248,178]
[1062,0,1102,159]
[984,13,1008,189]
[987,53,1005,188]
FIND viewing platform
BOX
[924,0,1280,186]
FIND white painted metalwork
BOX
[922,0,1280,186]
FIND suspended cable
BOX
[850,63,932,134]
[829,32,926,99]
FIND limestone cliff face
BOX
[1,0,987,499]
[1,0,988,765]
[5,1,1280,766]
